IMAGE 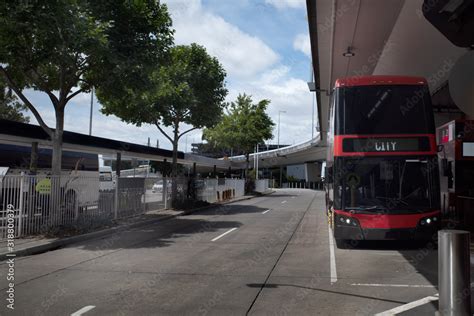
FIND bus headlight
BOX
[337,215,359,227]
[419,216,438,226]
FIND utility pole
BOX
[89,86,94,136]
[278,110,286,148]
[312,93,315,139]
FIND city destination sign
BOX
[342,137,431,153]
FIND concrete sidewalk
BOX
[0,192,273,261]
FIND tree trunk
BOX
[172,138,179,178]
[244,153,249,194]
[245,153,250,179]
[171,126,179,206]
[50,109,64,226]
[51,109,64,176]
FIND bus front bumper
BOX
[334,224,439,241]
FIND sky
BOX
[25,0,315,152]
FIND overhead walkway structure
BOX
[226,135,326,169]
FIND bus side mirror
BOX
[437,144,444,152]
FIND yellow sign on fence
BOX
[35,178,51,194]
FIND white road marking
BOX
[351,283,435,288]
[71,306,96,316]
[328,226,338,284]
[291,196,295,199]
[374,295,438,315]
[262,209,271,214]
[211,228,238,241]
[281,200,287,204]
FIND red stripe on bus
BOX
[334,209,440,229]
[333,134,436,157]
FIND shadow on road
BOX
[71,217,247,251]
[194,203,273,216]
[68,202,268,252]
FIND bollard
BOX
[438,230,471,316]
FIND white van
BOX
[99,166,115,191]
[0,143,100,210]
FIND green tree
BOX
[0,78,29,123]
[0,1,173,175]
[101,44,228,179]
[203,94,275,176]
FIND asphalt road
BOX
[0,189,451,315]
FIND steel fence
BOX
[196,178,218,203]
[0,174,101,239]
[225,179,245,198]
[255,179,270,193]
[0,174,265,239]
[284,181,324,190]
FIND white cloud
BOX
[265,0,305,10]
[293,33,311,58]
[22,0,315,153]
[164,0,279,79]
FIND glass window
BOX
[99,172,113,181]
[334,157,440,213]
[336,85,434,135]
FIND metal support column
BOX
[439,230,471,316]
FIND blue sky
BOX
[25,0,315,152]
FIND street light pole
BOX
[278,110,286,149]
[312,93,315,139]
[89,86,94,136]
[185,135,188,153]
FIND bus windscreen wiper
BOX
[347,206,386,211]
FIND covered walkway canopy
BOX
[228,135,326,168]
[0,119,231,170]
[306,0,469,142]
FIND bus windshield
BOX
[336,157,440,213]
[339,85,434,134]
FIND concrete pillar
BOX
[279,166,283,188]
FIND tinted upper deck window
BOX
[336,85,435,135]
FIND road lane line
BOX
[281,200,287,204]
[211,228,238,241]
[374,295,438,315]
[262,209,271,214]
[351,283,435,288]
[291,196,295,199]
[71,306,95,316]
[328,226,338,284]
[245,191,319,315]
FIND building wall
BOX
[287,164,306,180]
[305,162,321,182]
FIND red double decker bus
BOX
[325,75,441,248]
